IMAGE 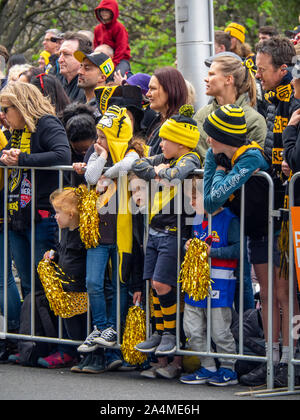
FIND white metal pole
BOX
[175,0,215,110]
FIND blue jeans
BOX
[0,232,21,330]
[86,244,128,331]
[9,217,58,298]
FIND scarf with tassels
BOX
[7,126,33,231]
[264,72,293,180]
[265,72,294,279]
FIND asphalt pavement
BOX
[0,363,299,403]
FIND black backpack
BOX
[231,308,266,379]
[17,291,58,366]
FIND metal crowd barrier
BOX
[0,165,299,398]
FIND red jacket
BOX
[93,0,131,66]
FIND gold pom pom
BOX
[121,305,147,365]
[179,104,194,118]
[179,238,213,301]
[37,259,88,318]
[76,185,100,249]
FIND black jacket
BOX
[54,227,87,293]
[56,73,86,103]
[17,115,72,212]
[283,123,300,206]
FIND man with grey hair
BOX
[42,29,64,75]
[43,29,63,56]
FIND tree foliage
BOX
[0,0,298,74]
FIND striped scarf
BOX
[264,72,293,179]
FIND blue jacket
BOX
[185,208,239,308]
[204,146,269,214]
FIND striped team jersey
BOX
[185,208,238,308]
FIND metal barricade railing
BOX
[0,165,299,397]
[171,170,277,392]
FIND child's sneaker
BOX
[82,353,106,374]
[77,326,102,352]
[94,327,117,347]
[135,331,162,353]
[207,367,238,386]
[37,351,75,369]
[105,349,123,370]
[156,364,182,379]
[155,332,176,356]
[71,353,93,373]
[8,353,20,364]
[180,367,217,385]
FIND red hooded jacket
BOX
[93,0,131,66]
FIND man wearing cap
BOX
[75,50,115,107]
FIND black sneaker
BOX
[82,353,106,374]
[240,363,267,386]
[71,353,93,373]
[273,363,300,388]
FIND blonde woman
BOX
[0,82,71,298]
[194,55,267,161]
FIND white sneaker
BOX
[94,327,117,347]
[77,326,101,352]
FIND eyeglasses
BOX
[1,105,14,114]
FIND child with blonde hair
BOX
[77,105,144,365]
[37,188,88,368]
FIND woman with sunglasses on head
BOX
[0,82,71,301]
[194,55,267,163]
[30,73,70,117]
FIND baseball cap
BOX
[74,51,115,78]
[205,51,242,67]
[285,25,300,38]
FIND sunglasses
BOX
[45,37,59,43]
[1,105,14,114]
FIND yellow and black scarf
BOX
[7,126,33,231]
[265,73,294,279]
[264,73,293,179]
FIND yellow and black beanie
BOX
[96,105,133,164]
[203,104,247,147]
[159,105,200,149]
[225,22,246,44]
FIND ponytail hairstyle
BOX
[212,55,257,107]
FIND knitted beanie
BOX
[159,105,200,149]
[96,105,133,163]
[40,50,51,66]
[203,104,247,147]
[225,22,246,44]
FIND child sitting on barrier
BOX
[77,105,144,367]
[132,105,202,379]
[180,175,240,386]
[37,188,88,368]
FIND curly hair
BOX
[0,81,55,132]
[50,188,80,217]
[256,36,296,68]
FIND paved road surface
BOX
[0,363,299,402]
